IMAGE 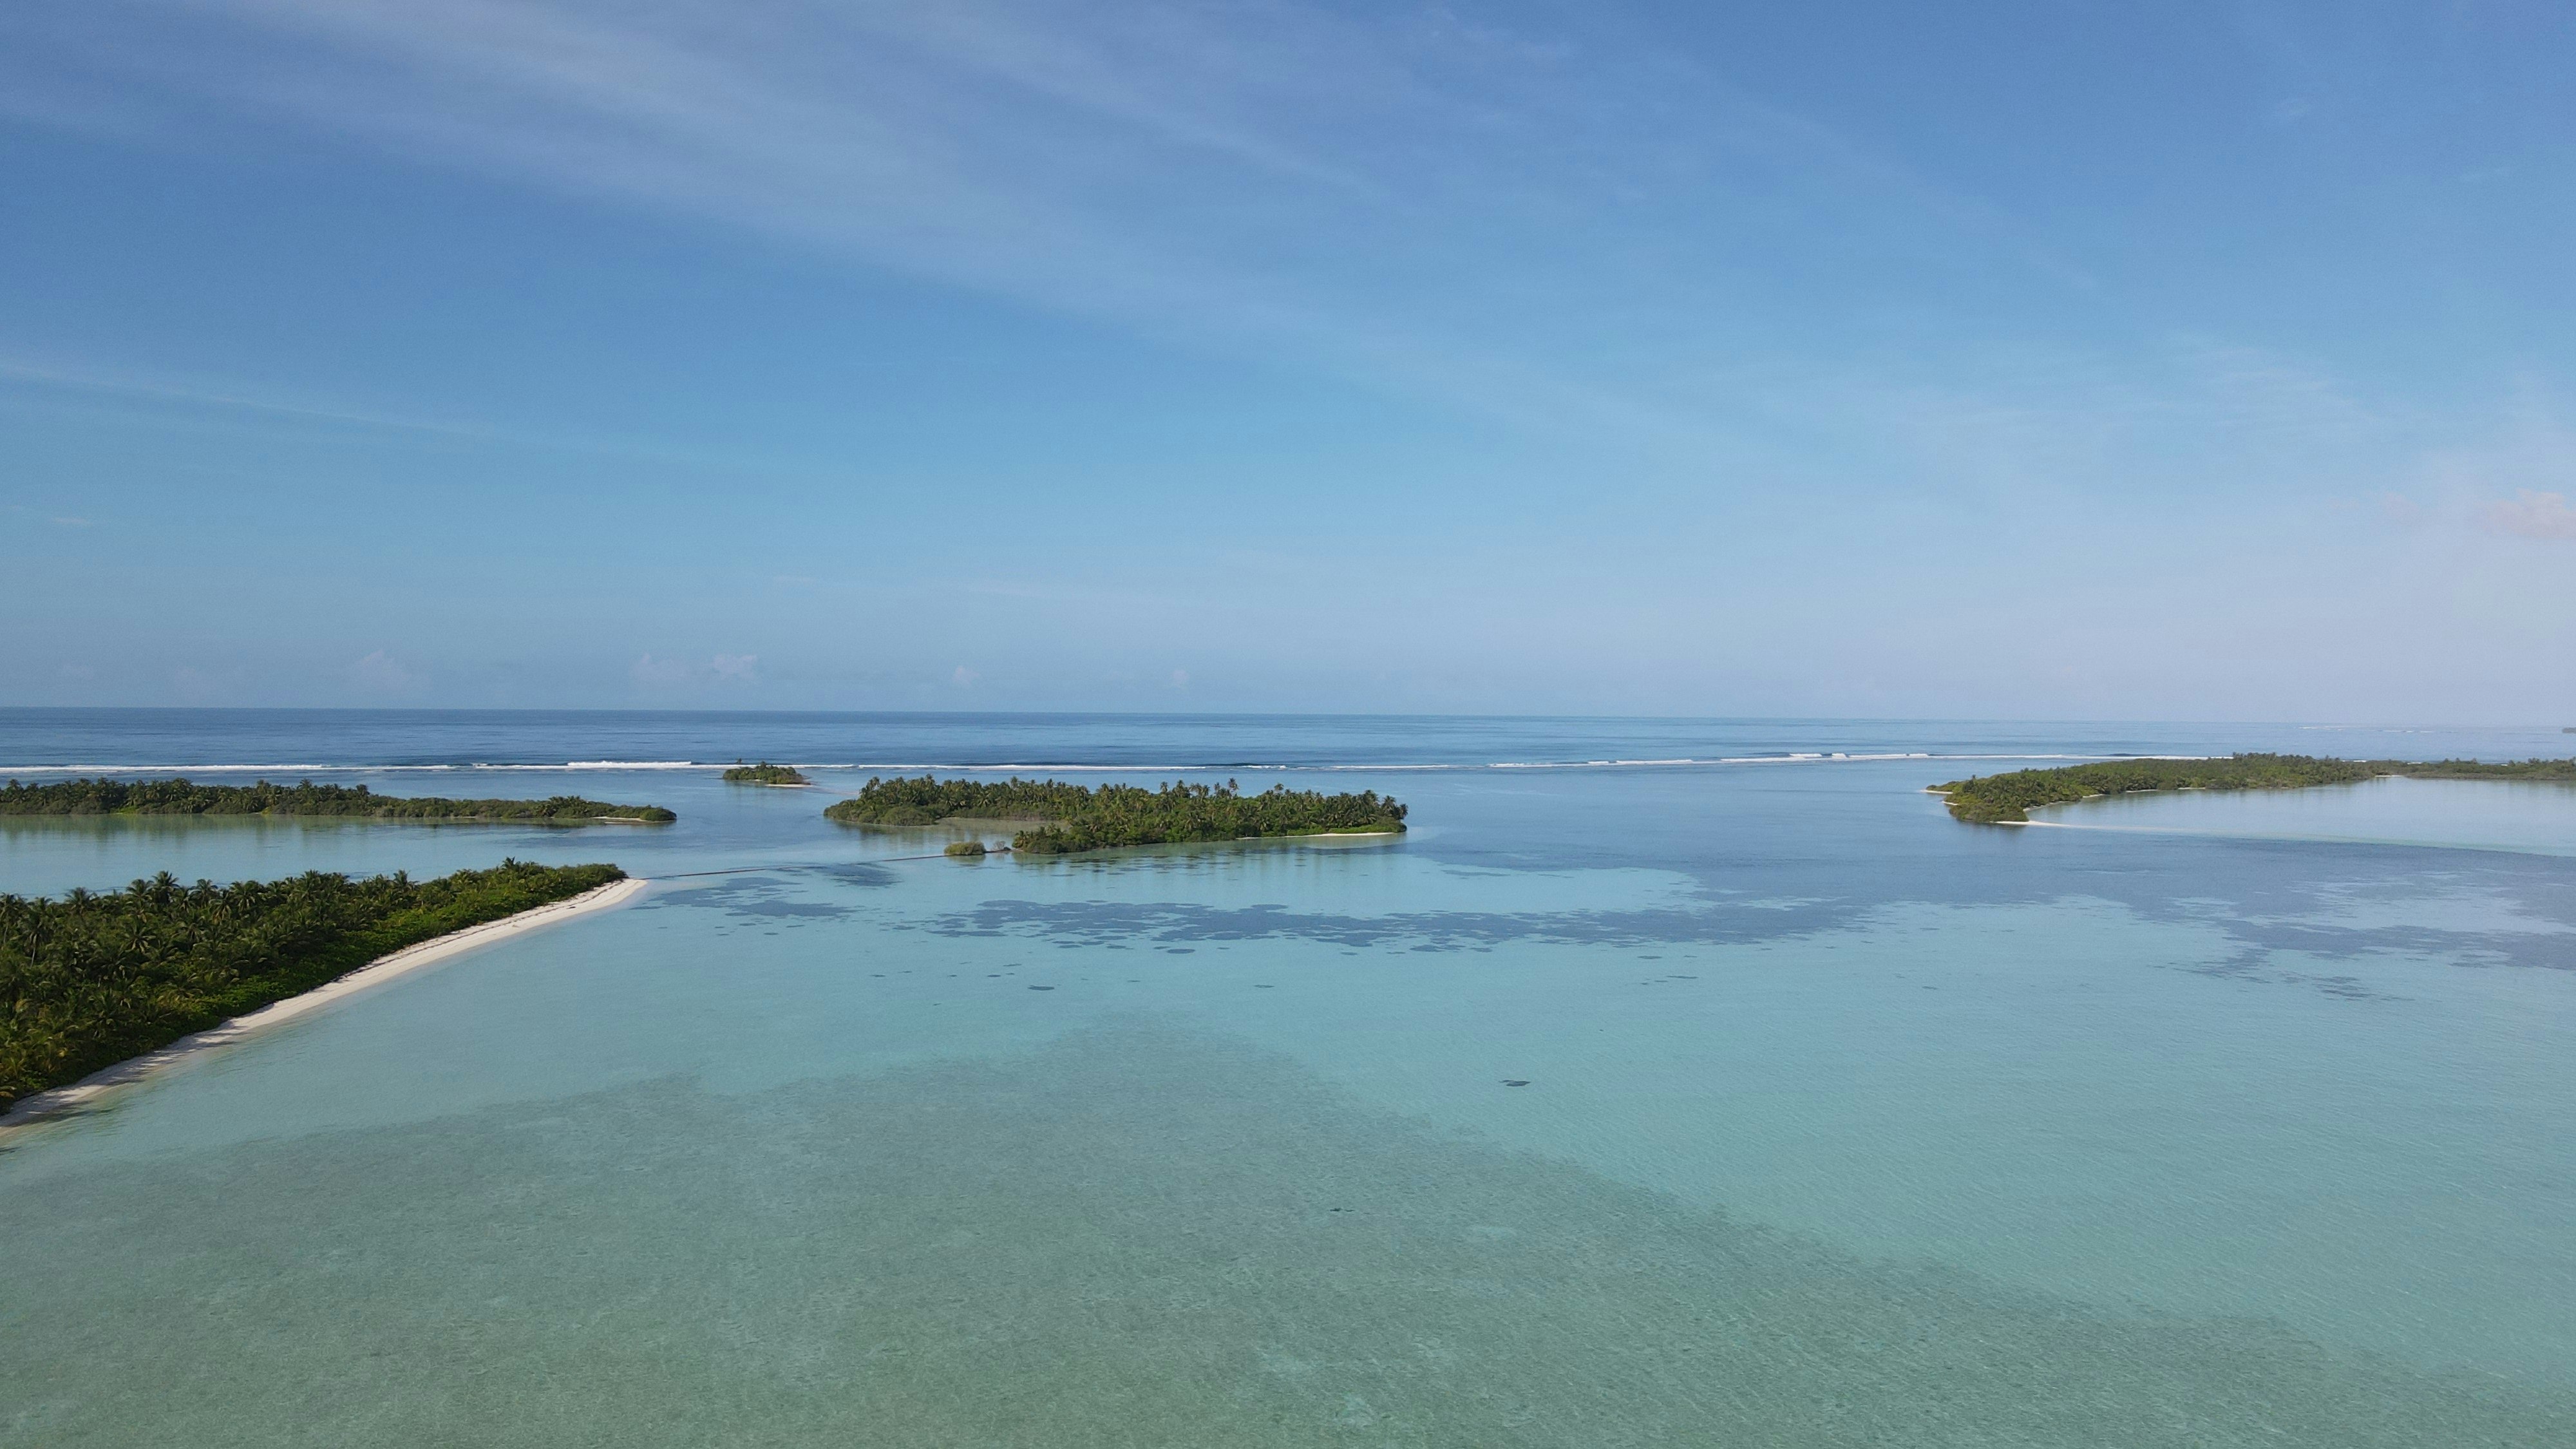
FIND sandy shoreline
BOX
[0,875,649,1139]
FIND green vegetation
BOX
[0,777,674,824]
[826,775,1407,855]
[943,840,988,858]
[723,761,810,786]
[1934,753,2576,824]
[824,776,1093,826]
[1,860,623,1112]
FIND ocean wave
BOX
[1,751,2194,778]
[0,764,374,775]
[0,761,706,775]
[484,761,708,770]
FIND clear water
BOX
[3,712,2572,1444]
[2038,773,2576,856]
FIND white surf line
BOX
[0,875,649,1139]
[2,752,2221,777]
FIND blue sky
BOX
[3,1,2571,720]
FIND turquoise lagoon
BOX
[2,713,2571,1444]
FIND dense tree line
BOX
[2391,757,2576,781]
[825,775,1407,854]
[824,775,1102,825]
[1936,753,2576,824]
[1010,781,1408,855]
[1,860,623,1112]
[722,762,810,786]
[0,777,675,824]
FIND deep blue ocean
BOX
[3,710,2571,1445]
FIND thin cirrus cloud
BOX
[0,349,842,477]
[3,500,96,527]
[5,0,2556,552]
[1,0,2097,444]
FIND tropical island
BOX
[722,762,810,786]
[0,777,676,824]
[0,859,624,1113]
[824,775,1407,855]
[1933,753,2576,824]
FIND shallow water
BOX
[2039,773,2576,855]
[3,712,2572,1443]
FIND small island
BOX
[825,775,1407,855]
[1933,753,2576,824]
[722,761,810,786]
[0,777,676,824]
[0,860,624,1113]
[943,840,988,858]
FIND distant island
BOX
[0,860,623,1113]
[1934,753,2576,824]
[824,775,1406,855]
[722,762,810,786]
[0,778,676,824]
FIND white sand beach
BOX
[0,875,649,1137]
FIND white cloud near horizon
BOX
[630,652,694,688]
[348,649,421,694]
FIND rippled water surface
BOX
[3,712,2572,1445]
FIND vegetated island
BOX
[722,761,810,786]
[0,860,623,1113]
[1933,753,2576,824]
[1,777,675,824]
[824,775,1407,855]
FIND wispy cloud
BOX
[629,651,764,690]
[2415,383,2576,533]
[0,348,834,473]
[10,0,2533,533]
[348,649,421,694]
[5,500,100,527]
[2,0,2090,444]
[2377,491,2427,529]
[0,352,502,440]
[2484,489,2576,541]
[630,652,694,689]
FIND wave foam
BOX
[0,752,2195,777]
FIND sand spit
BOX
[0,876,649,1139]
